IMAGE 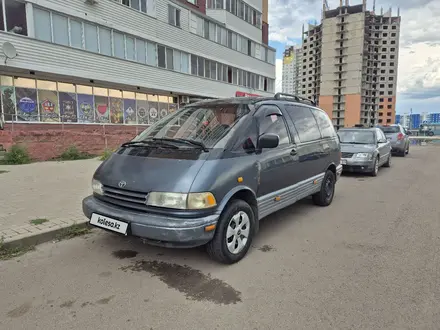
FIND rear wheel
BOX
[312,170,335,207]
[206,199,255,264]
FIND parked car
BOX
[377,124,410,156]
[82,93,342,264]
[338,126,392,176]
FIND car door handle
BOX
[290,149,297,156]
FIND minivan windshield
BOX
[133,103,250,148]
[337,130,375,144]
[379,126,400,134]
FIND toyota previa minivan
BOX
[83,93,342,264]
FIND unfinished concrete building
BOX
[282,45,302,95]
[301,0,401,129]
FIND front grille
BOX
[100,185,149,211]
[341,152,354,158]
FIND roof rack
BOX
[273,93,316,106]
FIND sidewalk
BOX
[0,159,101,246]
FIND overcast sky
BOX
[268,0,440,114]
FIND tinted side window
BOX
[311,109,336,138]
[257,105,290,146]
[285,105,321,143]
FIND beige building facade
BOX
[301,0,400,129]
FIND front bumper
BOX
[340,158,375,173]
[82,196,218,248]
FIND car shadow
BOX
[92,198,315,265]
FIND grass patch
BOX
[59,146,95,161]
[30,218,49,225]
[55,224,91,241]
[1,145,31,165]
[0,236,35,261]
[100,148,115,161]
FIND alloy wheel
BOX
[226,211,250,254]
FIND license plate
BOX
[341,159,347,165]
[90,213,128,235]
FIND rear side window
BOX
[285,105,321,143]
[379,126,400,133]
[257,105,290,146]
[311,109,336,138]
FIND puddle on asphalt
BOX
[112,250,138,259]
[120,260,242,305]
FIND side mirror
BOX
[0,117,4,130]
[258,133,279,149]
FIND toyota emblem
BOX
[118,181,127,188]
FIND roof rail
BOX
[273,93,316,106]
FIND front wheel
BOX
[370,157,379,177]
[384,153,391,167]
[206,199,255,264]
[312,170,336,207]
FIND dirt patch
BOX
[7,302,31,318]
[258,245,276,252]
[96,295,115,305]
[112,250,138,259]
[120,260,241,305]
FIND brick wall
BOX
[0,123,148,161]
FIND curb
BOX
[2,221,91,250]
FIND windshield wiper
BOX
[152,137,209,152]
[121,140,178,149]
[173,138,209,152]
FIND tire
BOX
[384,153,391,167]
[206,199,255,264]
[406,144,410,154]
[312,170,336,207]
[370,157,379,177]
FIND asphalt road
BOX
[1,146,439,330]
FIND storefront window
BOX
[14,77,36,88]
[5,0,28,36]
[1,76,13,86]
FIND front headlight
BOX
[354,153,372,159]
[147,192,187,209]
[146,192,217,210]
[92,179,104,195]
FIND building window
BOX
[52,14,69,46]
[386,119,391,123]
[181,52,189,73]
[378,119,383,123]
[84,23,98,53]
[168,5,180,28]
[379,105,384,109]
[136,39,146,63]
[388,97,392,102]
[34,8,52,42]
[157,45,166,68]
[99,27,112,56]
[146,41,156,66]
[392,25,396,30]
[113,31,125,59]
[387,105,392,109]
[190,54,197,75]
[166,47,173,70]
[187,0,197,4]
[4,0,28,35]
